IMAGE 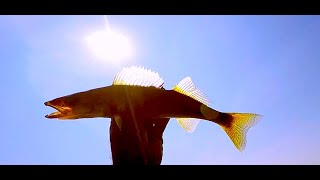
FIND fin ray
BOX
[177,118,200,133]
[219,113,262,151]
[113,66,164,88]
[173,77,211,106]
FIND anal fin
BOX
[177,118,200,133]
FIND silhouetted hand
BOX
[109,116,170,165]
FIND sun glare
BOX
[86,29,133,64]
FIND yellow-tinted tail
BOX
[219,113,262,151]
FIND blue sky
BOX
[1,15,320,165]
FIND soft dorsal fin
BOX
[173,77,211,133]
[113,66,164,88]
[173,77,210,106]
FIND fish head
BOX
[44,91,105,120]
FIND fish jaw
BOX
[44,101,73,119]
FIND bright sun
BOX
[86,29,133,64]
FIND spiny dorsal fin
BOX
[113,66,164,88]
[174,77,211,133]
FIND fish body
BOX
[53,85,211,119]
[45,66,262,151]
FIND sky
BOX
[0,15,320,165]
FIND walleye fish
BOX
[44,66,262,151]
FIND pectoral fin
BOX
[114,115,122,130]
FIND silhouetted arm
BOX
[109,117,169,165]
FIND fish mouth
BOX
[44,101,72,119]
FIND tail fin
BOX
[219,113,262,151]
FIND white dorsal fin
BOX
[113,66,164,88]
[174,77,211,133]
